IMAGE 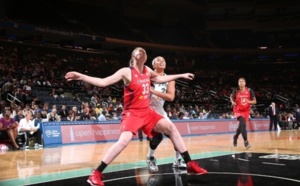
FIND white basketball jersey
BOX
[150,73,168,113]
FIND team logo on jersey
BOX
[139,95,144,99]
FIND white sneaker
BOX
[172,159,186,168]
[146,157,159,172]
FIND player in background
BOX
[230,77,256,149]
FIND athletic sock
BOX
[181,151,191,163]
[96,161,107,172]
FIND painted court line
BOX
[0,151,232,186]
[262,162,286,166]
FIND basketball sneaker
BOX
[187,161,207,175]
[244,141,251,150]
[172,159,187,168]
[87,169,104,186]
[146,157,159,172]
[233,135,238,147]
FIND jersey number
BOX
[241,98,247,105]
[142,83,149,95]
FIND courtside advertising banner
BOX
[42,124,62,146]
[173,119,270,135]
[61,124,121,144]
[42,119,269,146]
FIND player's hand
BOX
[182,73,194,80]
[65,71,83,81]
[149,87,154,93]
[231,101,236,106]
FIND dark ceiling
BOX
[0,0,300,56]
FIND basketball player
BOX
[146,56,186,172]
[65,47,207,186]
[230,77,256,149]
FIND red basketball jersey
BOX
[233,87,253,112]
[123,66,151,110]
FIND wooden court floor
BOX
[0,130,299,186]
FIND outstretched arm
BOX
[147,66,194,83]
[65,68,130,87]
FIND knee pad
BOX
[149,133,163,149]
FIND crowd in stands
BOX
[1,41,300,149]
[0,40,300,150]
[1,42,300,119]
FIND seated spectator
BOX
[182,111,190,119]
[48,105,57,113]
[22,104,33,116]
[48,112,59,122]
[32,104,42,118]
[105,113,112,120]
[94,104,102,117]
[33,112,47,128]
[41,109,48,119]
[198,112,206,119]
[89,110,97,121]
[111,112,118,120]
[10,101,18,118]
[79,107,91,121]
[98,110,107,121]
[90,93,99,107]
[14,109,25,123]
[46,108,61,121]
[0,109,20,150]
[67,106,80,121]
[58,105,68,121]
[18,111,42,147]
[0,105,13,118]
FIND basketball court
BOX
[0,130,299,186]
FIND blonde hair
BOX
[24,111,33,116]
[129,47,146,66]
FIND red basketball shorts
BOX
[120,108,163,138]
